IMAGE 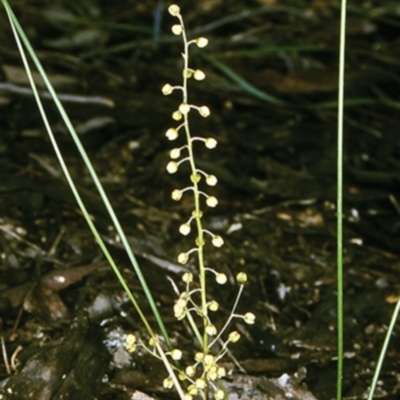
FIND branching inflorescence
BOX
[128,5,255,400]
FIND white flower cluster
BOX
[161,5,222,265]
[157,5,256,400]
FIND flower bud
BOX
[204,354,214,366]
[208,300,219,311]
[166,161,178,174]
[206,174,217,186]
[244,312,256,325]
[168,4,180,16]
[205,137,217,148]
[187,385,198,395]
[205,324,217,336]
[172,24,183,35]
[194,69,206,80]
[171,189,182,201]
[177,252,189,264]
[179,223,191,236]
[228,331,241,343]
[206,196,218,207]
[174,303,186,320]
[163,377,174,389]
[186,365,196,377]
[179,103,191,114]
[194,352,204,362]
[170,148,181,159]
[161,83,173,95]
[236,272,248,283]
[207,365,218,381]
[171,349,182,360]
[198,105,210,117]
[165,128,178,140]
[217,367,226,378]
[182,272,193,283]
[196,37,209,48]
[216,273,227,285]
[212,235,224,247]
[149,336,159,346]
[172,110,183,121]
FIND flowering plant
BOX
[155,5,256,399]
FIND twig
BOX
[0,82,114,107]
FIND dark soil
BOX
[1,1,400,399]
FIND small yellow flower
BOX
[229,331,241,343]
[166,161,179,174]
[244,312,256,325]
[215,272,228,285]
[177,252,189,264]
[165,128,178,140]
[179,223,191,236]
[193,69,206,80]
[163,377,174,389]
[208,300,219,311]
[216,273,227,285]
[182,272,193,283]
[212,235,224,247]
[183,395,193,400]
[170,148,181,159]
[172,24,183,35]
[174,302,186,320]
[172,110,183,121]
[195,378,207,389]
[236,272,248,283]
[204,354,214,366]
[171,189,183,201]
[179,103,191,115]
[205,324,217,336]
[217,366,226,378]
[161,83,173,95]
[206,174,217,186]
[214,389,225,400]
[198,105,210,117]
[206,196,218,207]
[207,365,218,381]
[178,372,186,381]
[194,352,204,362]
[196,37,209,48]
[149,336,159,346]
[185,365,196,377]
[205,137,217,149]
[170,349,182,360]
[187,385,198,395]
[168,4,180,16]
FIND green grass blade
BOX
[367,298,400,400]
[336,1,347,399]
[203,53,288,106]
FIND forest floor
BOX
[1,1,400,399]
